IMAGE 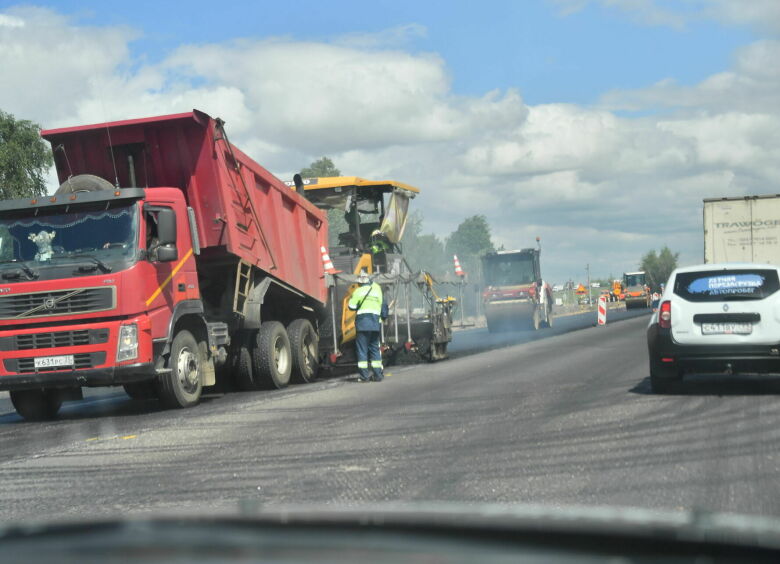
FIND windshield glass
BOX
[624,273,645,287]
[483,256,535,286]
[0,202,138,273]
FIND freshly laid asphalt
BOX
[3,306,780,524]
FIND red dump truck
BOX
[0,110,329,420]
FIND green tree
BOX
[446,215,495,259]
[401,211,448,278]
[300,156,340,179]
[445,215,496,317]
[640,246,679,290]
[0,110,53,200]
[299,157,343,248]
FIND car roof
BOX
[672,262,780,275]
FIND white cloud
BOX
[551,0,687,29]
[0,7,137,125]
[0,13,24,27]
[1,5,779,281]
[552,0,780,34]
[334,23,427,49]
[703,0,780,35]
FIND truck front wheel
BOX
[157,329,203,408]
[10,390,62,421]
[288,319,319,384]
[253,321,292,389]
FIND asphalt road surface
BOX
[3,308,780,525]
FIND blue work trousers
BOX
[356,330,383,381]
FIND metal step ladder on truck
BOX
[291,176,456,365]
[0,110,335,421]
[481,242,553,333]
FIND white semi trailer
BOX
[703,195,780,265]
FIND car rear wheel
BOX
[649,358,681,394]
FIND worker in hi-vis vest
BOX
[348,271,389,382]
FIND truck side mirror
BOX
[157,208,177,245]
[157,245,178,263]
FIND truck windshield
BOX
[624,273,645,287]
[484,256,535,286]
[0,202,138,276]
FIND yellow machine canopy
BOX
[300,177,418,246]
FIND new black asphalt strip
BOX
[3,309,780,524]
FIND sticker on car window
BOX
[687,274,765,296]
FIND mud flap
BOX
[199,340,216,387]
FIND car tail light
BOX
[659,300,671,329]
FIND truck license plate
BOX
[33,355,75,369]
[702,323,752,335]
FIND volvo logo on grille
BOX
[723,304,729,312]
[44,298,57,310]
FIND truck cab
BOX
[0,185,215,420]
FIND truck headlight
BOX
[117,324,138,362]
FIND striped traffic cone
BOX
[453,255,465,278]
[321,246,341,274]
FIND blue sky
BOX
[11,0,754,104]
[1,1,778,281]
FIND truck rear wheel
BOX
[10,390,62,421]
[235,335,258,391]
[123,381,158,400]
[253,321,292,389]
[157,329,203,408]
[288,319,319,383]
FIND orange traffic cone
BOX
[321,246,341,274]
[453,255,465,278]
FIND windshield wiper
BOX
[68,254,113,273]
[0,261,39,280]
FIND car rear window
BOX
[674,269,780,302]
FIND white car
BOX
[646,263,780,392]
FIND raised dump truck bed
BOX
[42,110,328,304]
